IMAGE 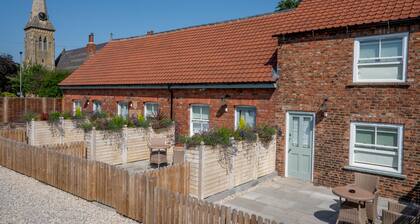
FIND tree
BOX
[8,64,70,97]
[276,0,300,11]
[0,54,18,94]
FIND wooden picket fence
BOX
[40,142,87,159]
[0,136,189,223]
[0,136,276,224]
[146,187,278,224]
[0,128,27,143]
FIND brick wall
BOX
[62,88,276,136]
[275,24,419,201]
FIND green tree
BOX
[8,65,70,97]
[0,54,18,94]
[276,0,300,11]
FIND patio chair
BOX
[172,147,185,165]
[382,201,419,224]
[349,173,379,223]
[336,200,368,224]
[149,137,169,167]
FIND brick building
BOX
[60,0,419,201]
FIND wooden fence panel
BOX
[0,129,27,143]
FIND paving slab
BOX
[219,177,389,224]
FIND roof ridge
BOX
[111,8,294,42]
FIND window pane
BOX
[292,117,299,147]
[377,127,398,147]
[360,41,379,59]
[358,63,403,80]
[354,150,398,169]
[302,117,311,148]
[201,106,209,120]
[381,38,402,57]
[355,126,375,144]
[192,106,201,119]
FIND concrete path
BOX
[220,177,387,224]
[0,166,137,224]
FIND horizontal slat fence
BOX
[40,142,86,159]
[0,129,27,143]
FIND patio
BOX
[218,177,388,224]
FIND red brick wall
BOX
[62,88,276,136]
[275,24,419,201]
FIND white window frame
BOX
[190,104,210,136]
[234,106,257,130]
[93,100,102,113]
[72,100,81,116]
[144,102,159,119]
[353,32,408,83]
[349,122,403,174]
[117,102,129,119]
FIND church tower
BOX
[24,0,55,70]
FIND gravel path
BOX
[0,166,138,224]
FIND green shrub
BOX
[0,92,16,97]
[89,111,108,121]
[61,112,72,120]
[234,128,257,142]
[136,114,150,128]
[48,112,61,124]
[23,112,39,122]
[74,107,83,119]
[78,121,93,132]
[106,116,126,132]
[150,111,173,130]
[256,124,276,143]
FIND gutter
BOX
[59,82,277,90]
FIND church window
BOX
[43,37,47,51]
[38,37,42,50]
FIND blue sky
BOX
[0,0,279,62]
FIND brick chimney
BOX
[86,33,96,56]
[147,30,154,35]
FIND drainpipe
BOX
[168,85,174,120]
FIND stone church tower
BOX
[24,0,55,70]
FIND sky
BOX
[0,0,279,62]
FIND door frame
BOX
[285,111,316,182]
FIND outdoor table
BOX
[332,185,375,224]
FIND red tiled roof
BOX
[60,0,419,86]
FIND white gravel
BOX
[0,166,138,224]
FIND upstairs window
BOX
[117,102,129,119]
[190,105,210,136]
[354,33,408,83]
[144,102,159,119]
[235,106,256,129]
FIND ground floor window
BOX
[190,105,209,136]
[117,102,129,119]
[144,102,159,119]
[93,100,102,113]
[350,122,403,174]
[235,106,256,129]
[72,100,81,116]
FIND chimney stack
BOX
[86,33,96,56]
[147,30,154,35]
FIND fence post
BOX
[253,142,258,180]
[90,127,96,160]
[228,137,236,189]
[121,125,128,164]
[145,175,157,224]
[2,97,8,123]
[198,141,205,199]
[42,97,47,114]
[28,119,36,146]
[59,117,64,144]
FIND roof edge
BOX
[112,9,294,42]
[60,82,277,90]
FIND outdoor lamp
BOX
[320,97,328,117]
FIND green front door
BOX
[287,113,314,181]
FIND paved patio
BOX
[219,177,387,224]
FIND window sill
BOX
[346,82,410,88]
[343,166,407,180]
